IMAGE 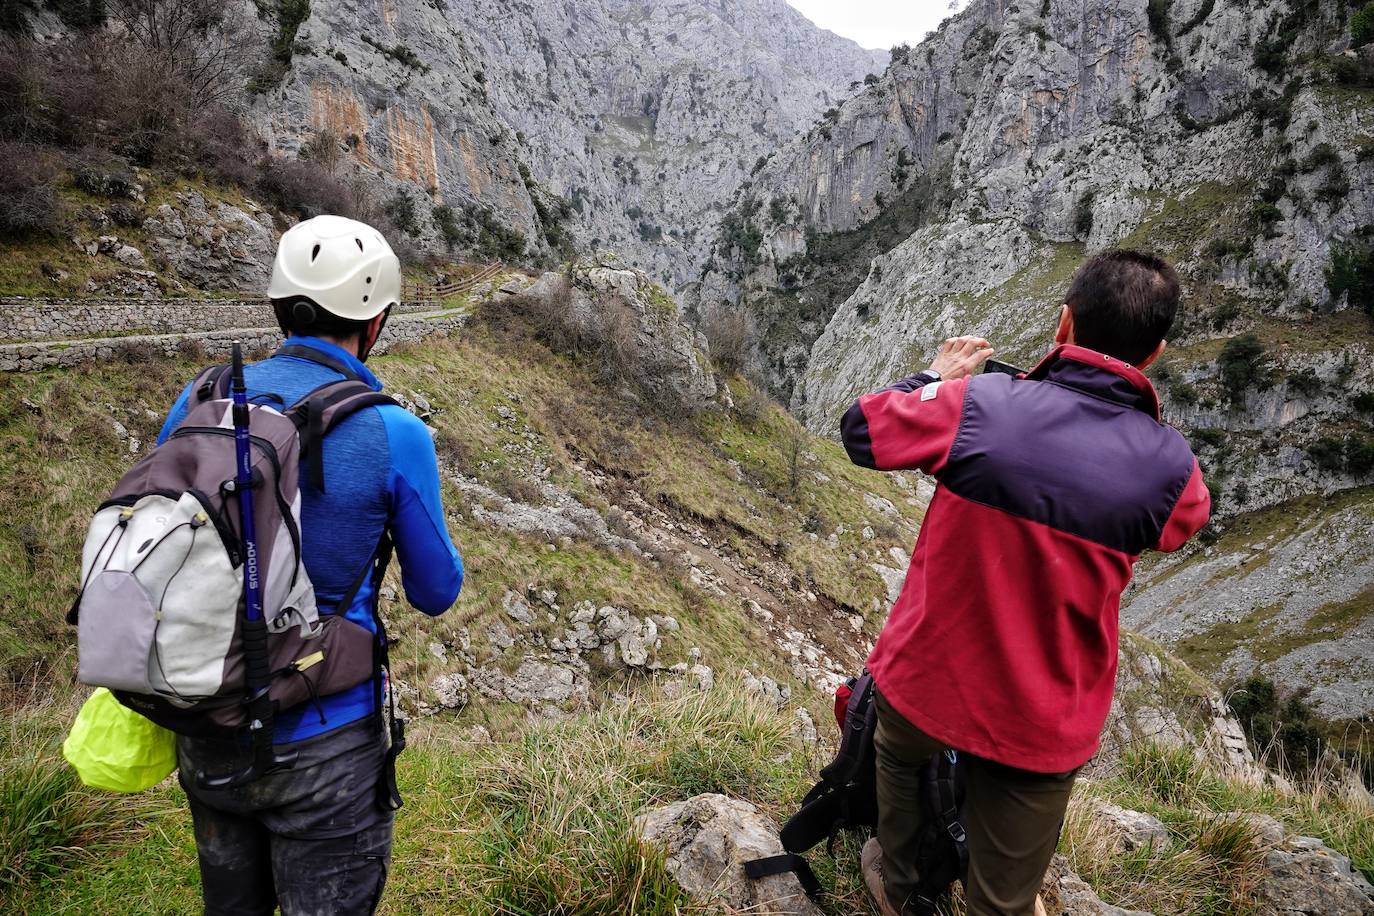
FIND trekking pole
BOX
[200,342,297,789]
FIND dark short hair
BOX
[1064,250,1180,365]
[272,296,374,340]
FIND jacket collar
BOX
[280,336,383,391]
[1025,344,1161,421]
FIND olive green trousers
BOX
[874,689,1077,916]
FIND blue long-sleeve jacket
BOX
[158,336,463,742]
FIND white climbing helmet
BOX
[267,215,401,320]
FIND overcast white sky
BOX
[786,0,968,50]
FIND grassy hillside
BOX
[0,305,923,691]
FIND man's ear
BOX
[1137,339,1167,370]
[1054,304,1074,346]
[358,310,388,362]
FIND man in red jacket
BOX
[841,250,1210,916]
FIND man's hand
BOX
[928,336,995,381]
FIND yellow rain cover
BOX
[62,688,176,792]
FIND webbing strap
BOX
[370,534,405,812]
[743,854,824,902]
[193,365,231,403]
[306,397,326,492]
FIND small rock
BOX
[1040,855,1151,915]
[742,669,790,709]
[113,244,147,268]
[689,664,714,691]
[428,672,468,709]
[745,599,774,623]
[863,492,897,514]
[597,605,634,641]
[618,617,659,667]
[792,708,818,745]
[503,590,535,625]
[487,621,515,651]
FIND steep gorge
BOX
[692,0,1374,722]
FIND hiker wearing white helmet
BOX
[154,215,464,915]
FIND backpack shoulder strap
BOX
[928,750,968,872]
[274,343,364,382]
[819,671,876,785]
[329,530,406,813]
[284,380,403,493]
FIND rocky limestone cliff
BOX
[700,0,1372,420]
[243,0,883,278]
[1123,486,1374,721]
[247,0,552,257]
[459,0,886,287]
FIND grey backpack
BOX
[70,348,399,738]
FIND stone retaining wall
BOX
[1,297,436,342]
[0,310,468,372]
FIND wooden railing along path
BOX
[403,262,504,306]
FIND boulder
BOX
[616,616,659,668]
[635,793,822,915]
[468,658,589,715]
[143,190,275,291]
[1257,835,1374,915]
[502,590,535,625]
[1215,813,1374,915]
[526,256,717,410]
[1084,799,1171,855]
[112,244,147,268]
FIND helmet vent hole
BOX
[366,276,372,284]
[355,238,364,253]
[310,244,320,262]
[363,294,370,303]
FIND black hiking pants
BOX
[874,688,1077,916]
[177,718,393,916]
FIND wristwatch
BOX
[917,368,941,384]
